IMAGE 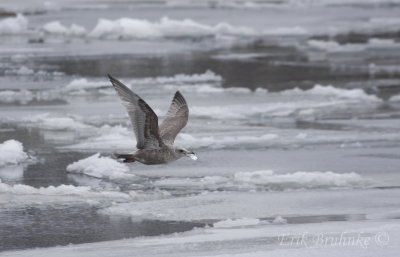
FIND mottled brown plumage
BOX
[108,74,196,165]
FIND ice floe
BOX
[130,70,222,85]
[66,153,133,179]
[233,170,366,189]
[88,16,255,39]
[63,125,135,150]
[0,89,34,104]
[0,179,129,199]
[307,38,400,53]
[62,122,400,152]
[389,94,400,102]
[42,21,86,36]
[0,88,65,105]
[263,26,308,36]
[153,170,367,191]
[0,140,29,166]
[164,83,251,94]
[0,165,24,181]
[272,216,287,224]
[177,133,279,149]
[22,113,93,131]
[0,14,28,35]
[62,71,223,95]
[282,84,381,102]
[213,218,261,228]
[64,78,109,92]
[99,188,400,221]
[0,14,256,40]
[307,40,365,52]
[4,65,65,77]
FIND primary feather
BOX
[107,74,164,150]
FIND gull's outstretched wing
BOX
[108,74,163,150]
[159,91,189,145]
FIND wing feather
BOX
[159,91,189,145]
[108,74,163,149]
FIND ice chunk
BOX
[263,26,308,35]
[43,21,69,34]
[389,94,400,102]
[177,133,279,149]
[283,84,381,102]
[0,179,129,199]
[0,14,28,35]
[66,153,132,179]
[22,113,93,131]
[0,140,28,166]
[0,165,24,181]
[213,218,260,228]
[12,66,34,75]
[0,89,34,104]
[89,16,255,39]
[153,170,367,192]
[64,78,108,91]
[42,21,86,36]
[62,125,135,150]
[234,170,366,189]
[308,40,365,52]
[130,70,222,85]
[272,216,287,224]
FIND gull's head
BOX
[175,147,197,160]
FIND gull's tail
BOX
[112,153,136,163]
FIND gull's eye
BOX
[179,150,184,153]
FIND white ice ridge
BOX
[153,170,367,191]
[42,21,86,36]
[0,178,129,199]
[0,140,28,166]
[64,70,221,89]
[64,78,109,91]
[233,170,366,189]
[99,188,400,222]
[0,89,34,104]
[213,218,261,228]
[282,84,381,102]
[0,88,65,105]
[1,14,254,39]
[66,153,132,179]
[307,38,400,53]
[22,113,93,131]
[0,14,28,35]
[88,16,255,39]
[130,70,223,85]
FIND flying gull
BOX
[108,74,197,165]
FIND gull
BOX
[108,74,197,165]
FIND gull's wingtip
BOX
[175,90,183,97]
[107,74,122,88]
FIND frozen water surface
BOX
[0,0,400,256]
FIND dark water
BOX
[0,204,205,251]
[12,44,400,95]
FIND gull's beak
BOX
[187,151,197,160]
